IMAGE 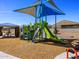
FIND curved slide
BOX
[44,26,63,43]
[32,25,64,43]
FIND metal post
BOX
[32,6,38,42]
[55,15,57,35]
[45,16,47,22]
[35,6,37,23]
[40,0,44,39]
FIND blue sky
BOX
[0,0,79,25]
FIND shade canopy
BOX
[39,4,65,17]
[15,6,36,17]
[15,0,65,17]
[38,0,62,11]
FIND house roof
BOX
[57,20,79,25]
[0,23,19,27]
[52,20,79,28]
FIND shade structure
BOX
[47,0,62,11]
[35,0,63,10]
[15,6,36,17]
[39,4,65,17]
[15,1,41,17]
[15,0,65,17]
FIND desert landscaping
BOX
[0,38,67,59]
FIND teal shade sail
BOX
[14,0,65,17]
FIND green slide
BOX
[44,26,64,43]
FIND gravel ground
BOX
[0,38,67,59]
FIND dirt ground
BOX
[0,38,68,59]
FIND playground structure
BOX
[20,21,66,43]
[15,0,68,44]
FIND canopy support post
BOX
[45,16,47,22]
[54,15,57,35]
[35,6,38,23]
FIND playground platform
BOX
[0,38,67,59]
